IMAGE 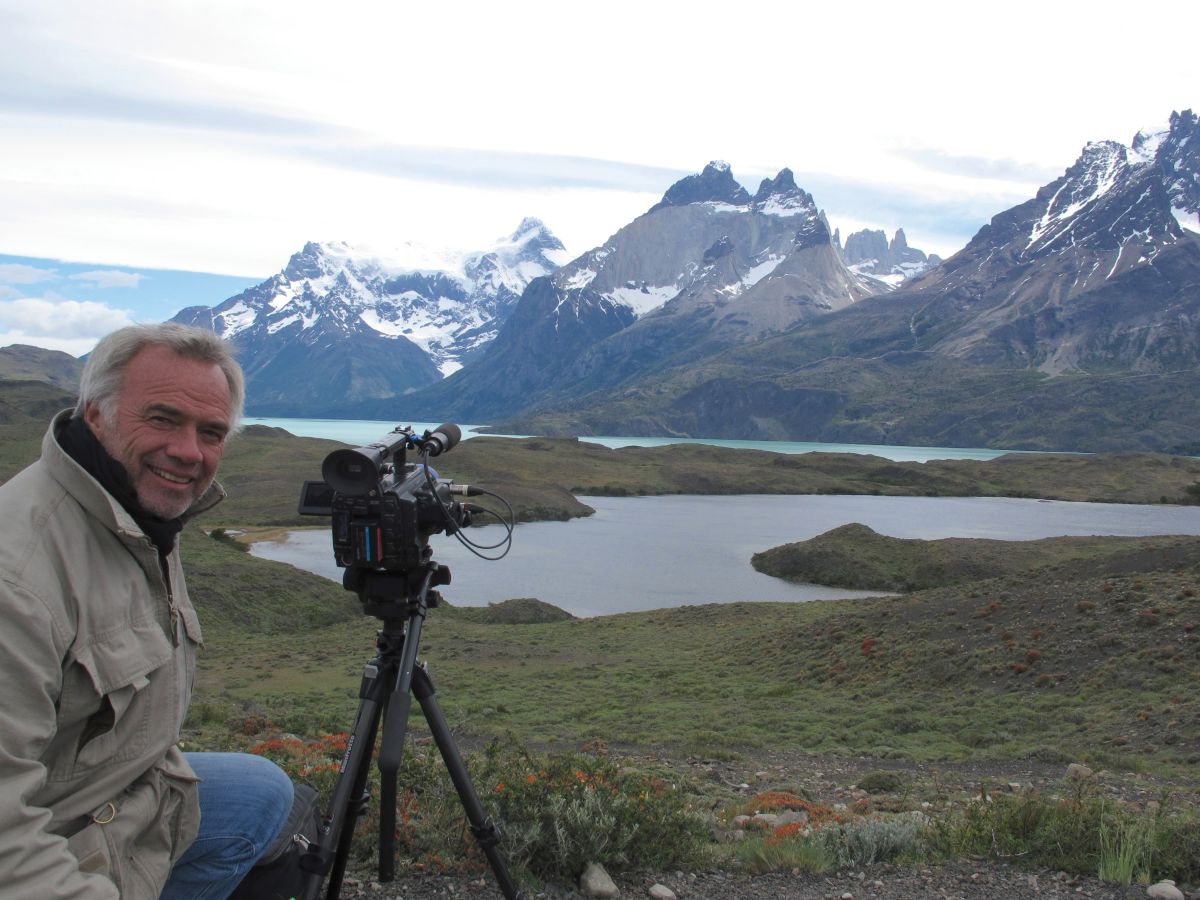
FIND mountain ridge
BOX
[468,109,1200,452]
[376,162,890,422]
[170,219,569,415]
[14,109,1195,453]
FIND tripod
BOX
[298,559,524,900]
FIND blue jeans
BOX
[160,752,294,900]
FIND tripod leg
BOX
[375,606,427,881]
[299,653,390,900]
[412,666,525,900]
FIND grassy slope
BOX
[176,432,1200,780]
[188,552,1200,779]
[1,395,1197,782]
[178,526,359,635]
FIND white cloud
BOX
[0,0,1195,279]
[0,263,59,285]
[70,269,145,289]
[0,296,135,340]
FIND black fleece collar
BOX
[56,415,184,556]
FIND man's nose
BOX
[166,426,204,463]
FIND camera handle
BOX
[298,562,524,900]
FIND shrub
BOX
[477,740,709,879]
[931,793,1200,885]
[1097,813,1153,885]
[248,733,709,880]
[208,527,249,551]
[734,833,836,874]
[857,770,906,794]
[814,816,927,867]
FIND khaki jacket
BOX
[0,411,222,899]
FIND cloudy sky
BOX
[1,0,1195,355]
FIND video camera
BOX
[292,424,523,900]
[298,423,474,572]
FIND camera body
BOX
[299,425,468,574]
[329,463,465,571]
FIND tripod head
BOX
[343,560,451,621]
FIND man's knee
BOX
[254,754,296,834]
[186,751,296,849]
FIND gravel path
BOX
[334,861,1179,899]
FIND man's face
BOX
[84,344,233,520]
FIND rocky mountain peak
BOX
[996,109,1200,265]
[840,227,941,286]
[751,168,818,220]
[508,217,567,255]
[843,229,889,263]
[469,217,571,280]
[1158,109,1199,222]
[282,241,331,281]
[752,168,798,201]
[650,161,752,212]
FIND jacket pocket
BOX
[69,768,200,900]
[97,775,175,900]
[177,604,204,648]
[64,622,174,771]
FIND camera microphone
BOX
[422,423,461,457]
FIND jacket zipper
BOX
[160,555,180,647]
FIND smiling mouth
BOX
[149,465,194,485]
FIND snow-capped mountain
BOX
[903,108,1200,372]
[393,162,884,421]
[556,163,874,327]
[481,108,1200,450]
[836,228,942,286]
[172,219,568,415]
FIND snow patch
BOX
[703,201,749,215]
[1173,206,1200,234]
[742,256,783,288]
[219,301,256,337]
[605,283,680,316]
[267,313,300,334]
[1129,129,1166,165]
[359,309,409,336]
[563,268,597,289]
[757,196,814,218]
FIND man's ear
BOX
[82,402,106,440]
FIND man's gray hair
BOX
[74,323,245,432]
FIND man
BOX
[0,324,293,899]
